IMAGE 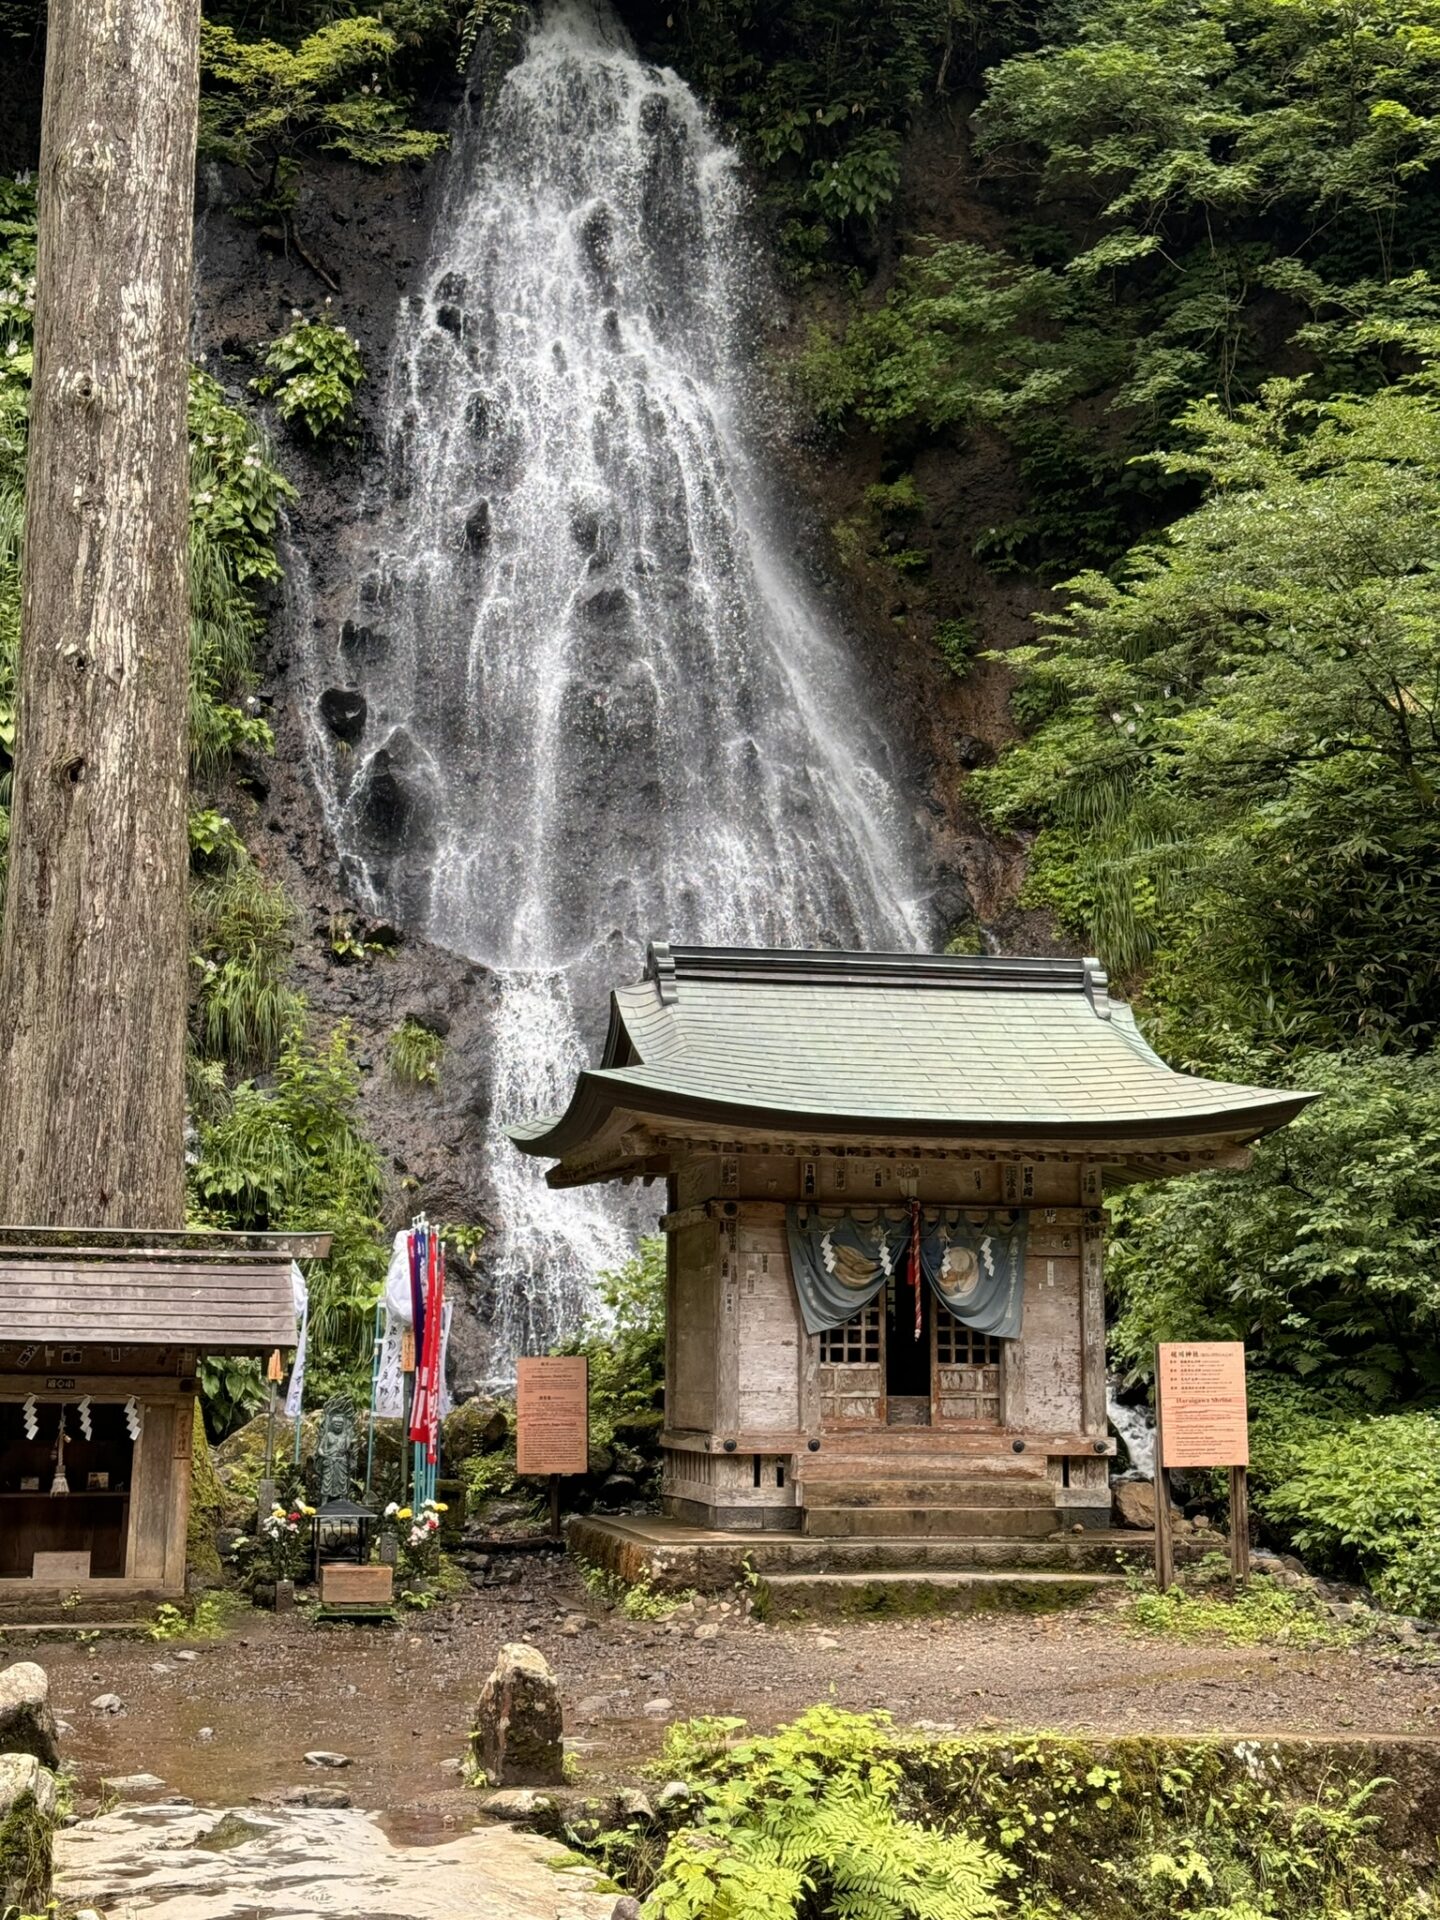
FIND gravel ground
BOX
[25,1554,1440,1817]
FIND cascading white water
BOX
[306,0,930,1370]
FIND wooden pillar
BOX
[1080,1222,1106,1436]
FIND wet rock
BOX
[280,1784,353,1808]
[578,585,631,624]
[435,303,465,336]
[462,498,491,553]
[304,1751,351,1769]
[481,1787,554,1821]
[473,1643,564,1787]
[0,1661,59,1767]
[318,686,367,744]
[954,733,990,769]
[89,1693,124,1717]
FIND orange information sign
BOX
[516,1356,589,1478]
[1157,1341,1249,1468]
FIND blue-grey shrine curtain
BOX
[786,1206,1028,1340]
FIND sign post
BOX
[1154,1341,1250,1592]
[516,1356,589,1539]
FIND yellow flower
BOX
[396,1507,412,1520]
[433,1502,449,1513]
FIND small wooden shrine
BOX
[0,1228,325,1606]
[512,945,1311,1539]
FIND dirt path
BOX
[24,1556,1440,1819]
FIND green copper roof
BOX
[509,944,1314,1158]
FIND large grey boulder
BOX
[472,1642,564,1787]
[0,1661,58,1768]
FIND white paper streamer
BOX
[284,1261,309,1417]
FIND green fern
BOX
[644,1708,1003,1920]
[191,859,304,1069]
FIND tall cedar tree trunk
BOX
[0,0,201,1227]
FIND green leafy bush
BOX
[191,860,305,1070]
[253,312,366,440]
[651,0,956,259]
[1261,1411,1440,1619]
[200,16,446,227]
[189,1021,389,1395]
[553,1235,665,1458]
[1107,1051,1440,1400]
[387,1015,445,1086]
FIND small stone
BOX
[577,1694,613,1718]
[616,1788,653,1820]
[438,1756,464,1776]
[303,1751,351,1769]
[149,1662,175,1676]
[815,1635,841,1650]
[89,1693,124,1716]
[173,1652,199,1664]
[54,1721,73,1738]
[197,1728,215,1742]
[612,1900,643,1920]
[482,1787,553,1821]
[281,1784,352,1809]
[656,1780,691,1809]
[692,1623,721,1642]
[643,1698,673,1718]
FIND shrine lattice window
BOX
[934,1316,1002,1368]
[819,1302,881,1364]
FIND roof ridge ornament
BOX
[1083,957,1111,1020]
[647,940,679,1005]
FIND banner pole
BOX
[1153,1347,1174,1594]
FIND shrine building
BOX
[0,1229,320,1611]
[512,944,1311,1541]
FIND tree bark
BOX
[0,0,201,1228]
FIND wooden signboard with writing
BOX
[1153,1341,1250,1592]
[517,1354,588,1476]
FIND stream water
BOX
[303,0,928,1368]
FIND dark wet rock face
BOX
[318,687,367,744]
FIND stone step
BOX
[802,1504,1064,1539]
[796,1476,1056,1507]
[762,1566,1125,1617]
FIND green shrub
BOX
[387,1015,444,1087]
[253,312,366,440]
[191,860,305,1070]
[1261,1411,1440,1619]
[553,1235,665,1458]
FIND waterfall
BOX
[305,0,930,1371]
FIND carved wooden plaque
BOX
[1157,1341,1249,1467]
[516,1356,589,1477]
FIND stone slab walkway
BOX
[56,1802,616,1920]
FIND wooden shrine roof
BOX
[0,1229,322,1352]
[509,943,1314,1170]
